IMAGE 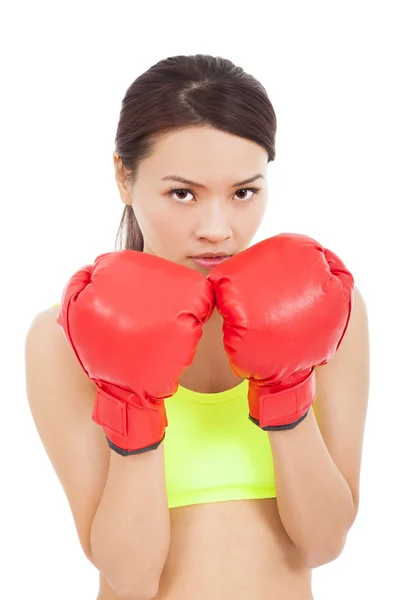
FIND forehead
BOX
[140,126,268,183]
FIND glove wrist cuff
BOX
[248,369,316,431]
[92,385,168,455]
[106,432,166,456]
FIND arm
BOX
[208,234,369,569]
[91,444,170,600]
[25,307,169,600]
[268,409,355,567]
[56,250,214,598]
[268,286,370,568]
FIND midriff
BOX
[97,498,313,600]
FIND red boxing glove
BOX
[208,233,354,431]
[57,250,214,454]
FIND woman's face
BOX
[114,126,269,275]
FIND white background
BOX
[1,1,398,598]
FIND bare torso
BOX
[97,309,314,600]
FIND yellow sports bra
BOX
[164,380,276,508]
[52,303,277,508]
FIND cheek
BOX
[252,198,268,225]
[138,202,188,247]
[238,200,267,241]
[154,206,183,236]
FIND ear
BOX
[113,153,132,206]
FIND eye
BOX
[166,186,262,204]
[167,187,195,202]
[234,187,261,203]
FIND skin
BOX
[113,124,269,347]
[113,125,269,267]
[27,125,364,600]
[109,127,315,600]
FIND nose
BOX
[194,201,233,243]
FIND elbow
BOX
[90,539,161,600]
[107,577,160,600]
[304,537,346,569]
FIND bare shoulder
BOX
[26,304,96,393]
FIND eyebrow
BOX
[161,173,265,188]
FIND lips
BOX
[190,255,232,270]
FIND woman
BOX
[25,54,370,600]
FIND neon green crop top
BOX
[52,303,277,508]
[164,379,276,508]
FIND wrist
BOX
[248,369,316,431]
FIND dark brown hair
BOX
[114,54,277,252]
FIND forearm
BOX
[90,442,170,599]
[268,407,356,568]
